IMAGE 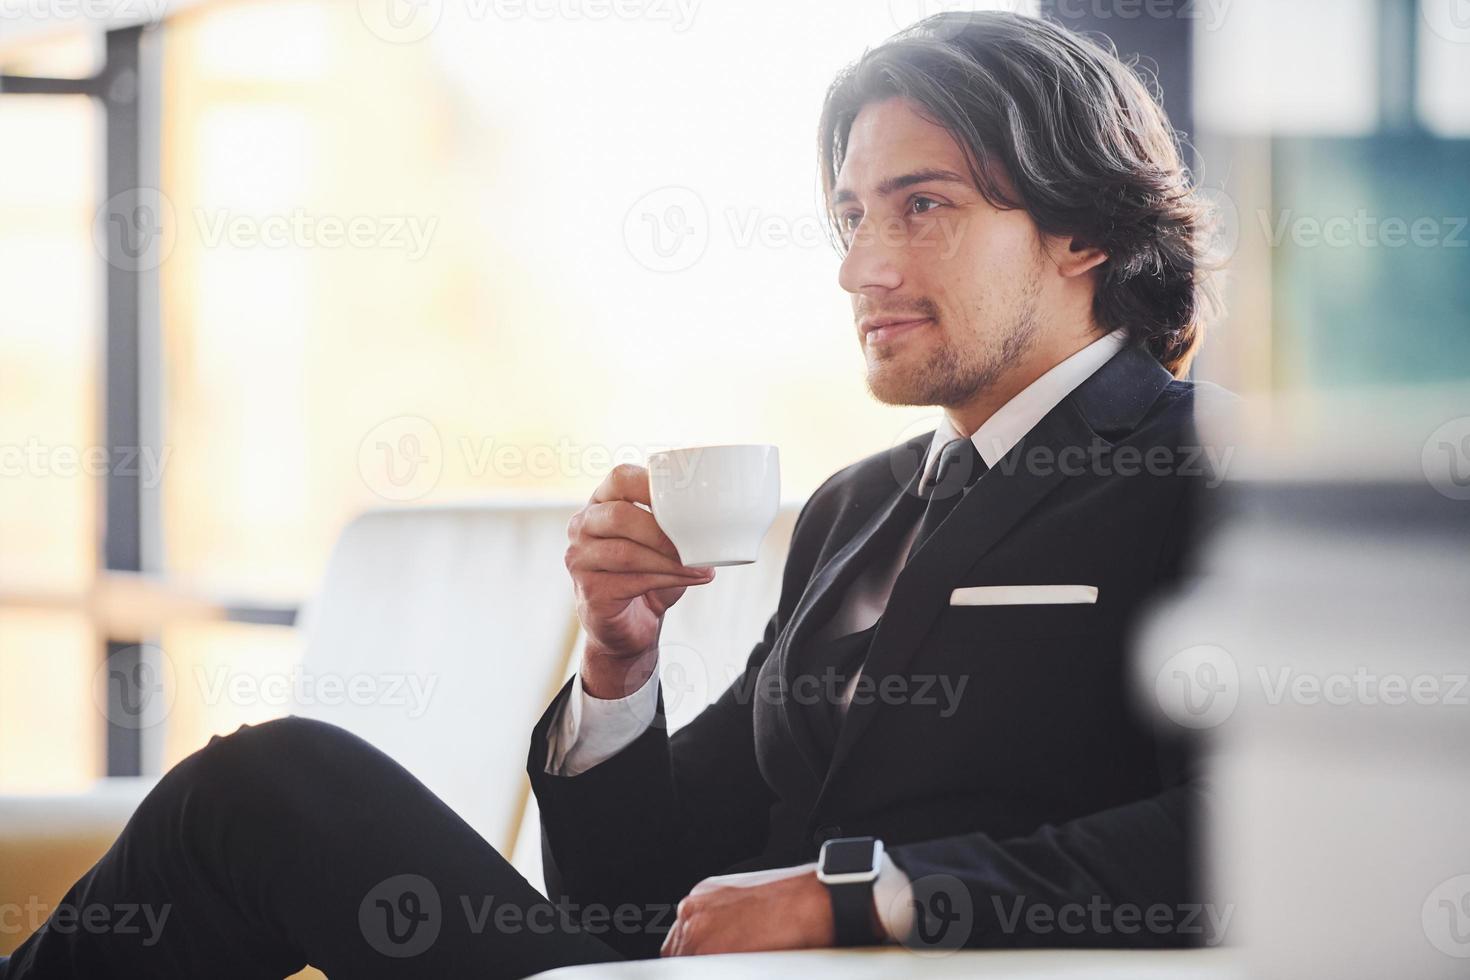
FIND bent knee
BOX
[157,716,369,812]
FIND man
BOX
[2,10,1226,978]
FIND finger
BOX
[660,916,683,957]
[570,538,711,578]
[578,500,682,561]
[589,463,651,506]
[580,571,710,605]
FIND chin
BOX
[864,364,936,407]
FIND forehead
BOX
[833,96,973,195]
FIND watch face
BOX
[822,838,878,875]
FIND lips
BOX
[863,317,932,345]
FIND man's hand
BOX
[661,865,853,957]
[565,463,715,699]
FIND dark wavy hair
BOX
[817,10,1219,377]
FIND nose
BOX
[837,216,904,295]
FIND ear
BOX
[1043,233,1108,279]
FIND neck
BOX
[944,323,1105,437]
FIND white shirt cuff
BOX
[872,852,915,943]
[543,666,660,776]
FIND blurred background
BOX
[3,0,1469,974]
[0,0,1466,836]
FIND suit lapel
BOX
[814,344,1175,799]
[774,439,928,784]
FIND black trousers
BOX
[0,717,627,979]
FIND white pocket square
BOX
[949,585,1098,606]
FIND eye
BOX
[839,210,862,233]
[909,195,944,215]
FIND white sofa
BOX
[0,501,1239,978]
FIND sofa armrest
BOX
[0,777,156,955]
[0,780,326,979]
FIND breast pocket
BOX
[942,585,1107,640]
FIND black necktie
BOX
[906,437,986,564]
[798,437,985,758]
[801,616,884,757]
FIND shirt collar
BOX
[920,328,1129,486]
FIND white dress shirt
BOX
[541,327,1129,941]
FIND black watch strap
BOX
[818,835,882,946]
[829,880,877,946]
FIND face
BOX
[833,96,1087,415]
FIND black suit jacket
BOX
[527,343,1229,957]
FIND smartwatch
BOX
[816,835,883,946]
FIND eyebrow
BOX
[832,167,972,207]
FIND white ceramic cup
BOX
[646,444,780,567]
